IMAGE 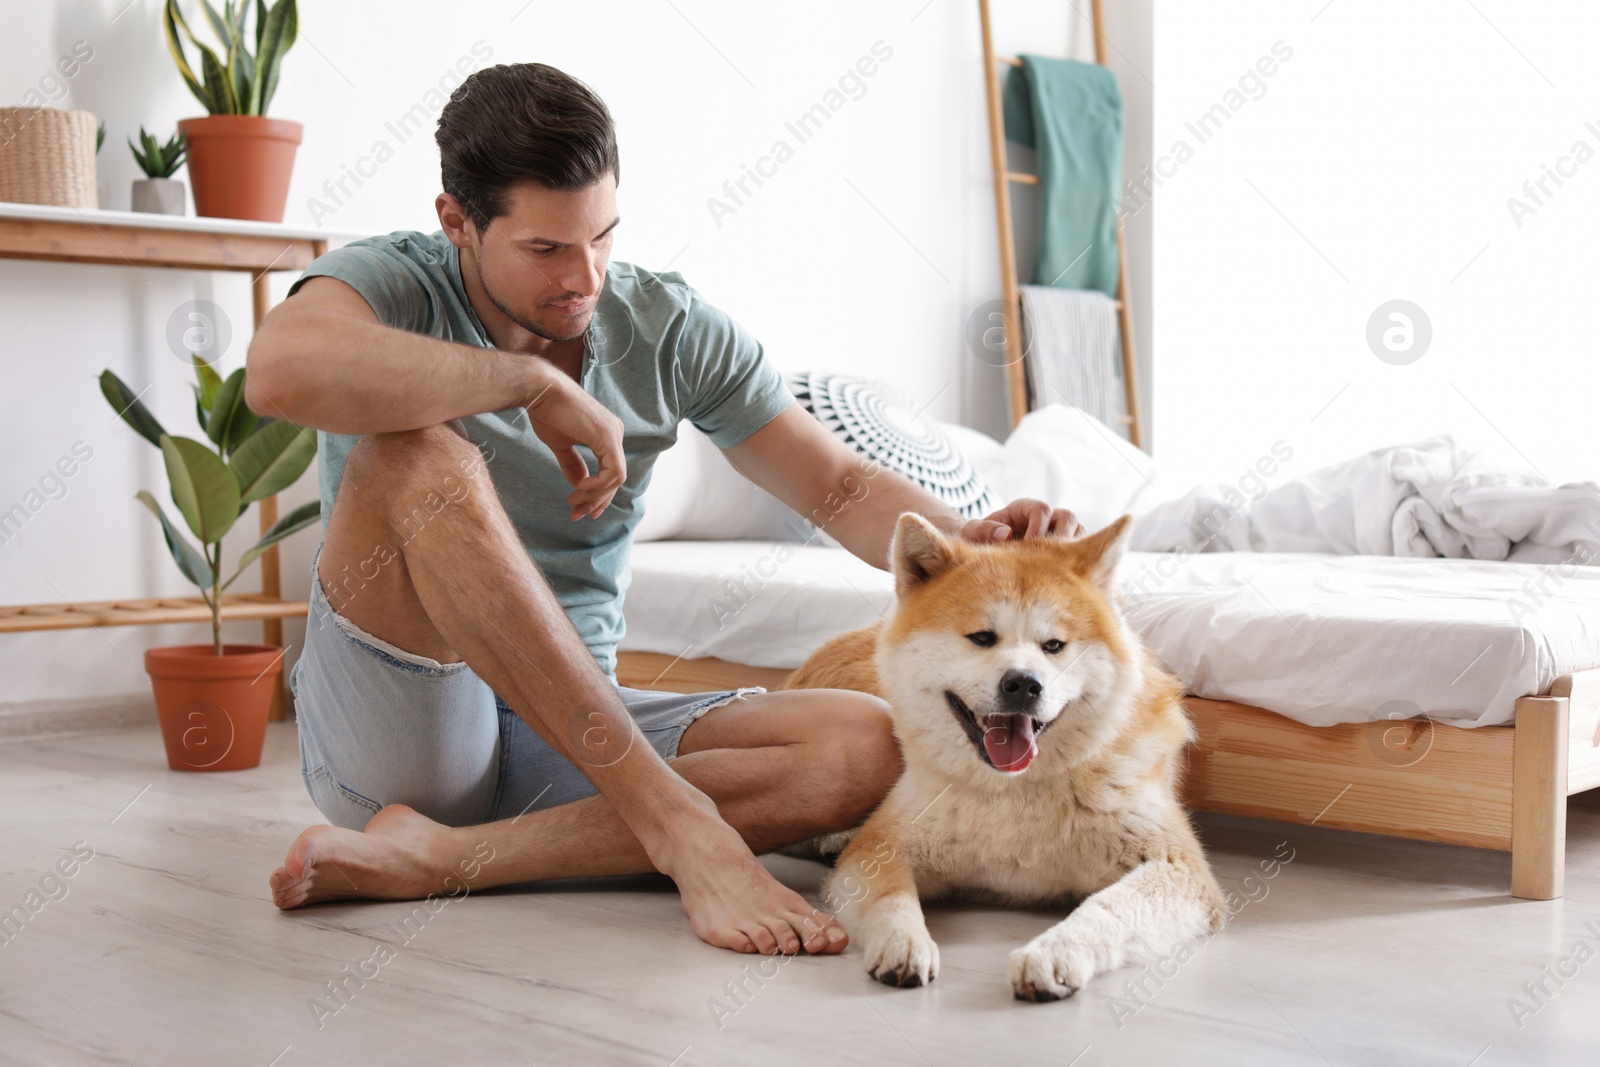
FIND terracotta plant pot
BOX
[144,644,283,771]
[176,115,301,223]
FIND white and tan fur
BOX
[779,513,1225,1000]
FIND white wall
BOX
[1154,0,1599,490]
[0,0,1152,710]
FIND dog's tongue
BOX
[983,715,1038,772]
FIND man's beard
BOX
[474,253,589,344]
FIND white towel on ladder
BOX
[1017,285,1127,437]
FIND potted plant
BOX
[129,127,189,215]
[163,0,300,222]
[100,356,320,771]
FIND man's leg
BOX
[272,424,899,954]
[273,686,902,953]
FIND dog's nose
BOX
[998,668,1044,711]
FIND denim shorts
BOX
[291,550,768,831]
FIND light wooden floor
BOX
[4,722,1600,1066]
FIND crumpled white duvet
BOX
[1134,438,1600,565]
[1005,406,1600,566]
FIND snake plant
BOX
[100,356,320,655]
[164,0,299,117]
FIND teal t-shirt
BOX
[287,229,796,683]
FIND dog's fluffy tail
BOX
[773,828,857,865]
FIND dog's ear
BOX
[889,512,961,597]
[1068,514,1133,592]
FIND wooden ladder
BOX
[978,0,1143,447]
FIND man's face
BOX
[446,175,619,344]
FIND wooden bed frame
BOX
[617,652,1600,900]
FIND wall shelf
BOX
[0,594,312,634]
[0,201,361,719]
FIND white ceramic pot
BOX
[131,177,186,215]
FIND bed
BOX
[616,539,1600,900]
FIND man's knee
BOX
[821,692,903,823]
[339,424,496,529]
[344,423,487,493]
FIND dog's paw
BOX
[863,922,940,988]
[1008,940,1092,1002]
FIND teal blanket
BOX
[1001,55,1123,296]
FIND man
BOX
[251,62,1082,958]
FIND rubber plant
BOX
[99,356,320,655]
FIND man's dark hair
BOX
[436,62,620,233]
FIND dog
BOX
[777,512,1225,1001]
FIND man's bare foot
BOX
[270,799,850,958]
[270,805,453,909]
[648,799,849,958]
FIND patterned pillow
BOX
[785,371,1001,522]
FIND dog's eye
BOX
[1042,639,1065,654]
[966,630,998,648]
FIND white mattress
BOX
[620,542,1600,728]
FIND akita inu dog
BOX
[780,513,1225,1001]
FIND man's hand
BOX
[524,366,628,521]
[958,498,1084,544]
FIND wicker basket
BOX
[0,107,99,209]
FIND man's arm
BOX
[721,406,1084,570]
[247,276,627,520]
[245,275,548,434]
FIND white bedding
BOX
[1001,405,1600,565]
[1130,434,1600,566]
[620,541,1600,728]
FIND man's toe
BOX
[741,922,779,955]
[792,911,841,953]
[768,921,802,955]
